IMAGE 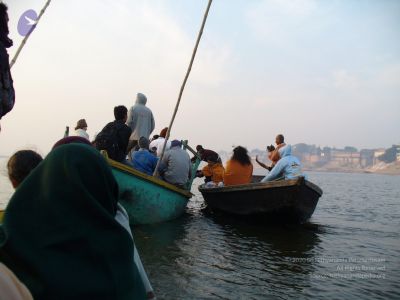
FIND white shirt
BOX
[149,137,171,157]
[74,128,89,140]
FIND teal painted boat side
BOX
[112,167,190,225]
[103,144,201,225]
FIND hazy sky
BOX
[0,0,399,156]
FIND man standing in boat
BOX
[126,93,155,153]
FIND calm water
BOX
[1,158,399,299]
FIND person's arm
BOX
[255,155,270,170]
[150,113,155,135]
[121,127,132,155]
[126,107,134,129]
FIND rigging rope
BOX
[10,0,52,69]
[152,0,213,177]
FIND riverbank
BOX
[302,161,400,175]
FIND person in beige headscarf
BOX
[74,119,89,140]
[0,263,33,300]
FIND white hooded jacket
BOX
[126,93,155,141]
[261,145,304,182]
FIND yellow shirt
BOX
[202,163,225,183]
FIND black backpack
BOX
[94,121,123,160]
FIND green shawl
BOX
[0,144,146,300]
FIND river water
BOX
[1,158,399,299]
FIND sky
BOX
[0,0,399,156]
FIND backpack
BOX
[0,49,15,120]
[95,121,124,160]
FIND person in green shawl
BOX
[0,143,146,300]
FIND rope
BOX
[10,0,52,69]
[152,0,213,176]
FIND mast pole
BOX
[10,0,52,69]
[153,0,213,176]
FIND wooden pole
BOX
[10,0,52,69]
[153,0,213,176]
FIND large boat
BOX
[199,176,322,223]
[106,145,201,225]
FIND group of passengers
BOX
[195,134,305,187]
[71,93,192,189]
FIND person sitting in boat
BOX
[223,146,253,186]
[261,144,304,182]
[73,118,89,140]
[192,145,221,163]
[126,93,155,153]
[0,144,148,300]
[159,140,191,189]
[149,127,171,157]
[94,105,132,163]
[255,145,275,171]
[7,150,43,188]
[196,155,225,185]
[52,138,156,299]
[130,136,158,176]
[269,134,286,164]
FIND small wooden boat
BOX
[105,147,201,225]
[199,176,322,223]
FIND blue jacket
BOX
[261,145,304,182]
[131,149,158,175]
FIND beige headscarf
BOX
[0,263,33,300]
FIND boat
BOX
[0,155,200,226]
[199,176,322,223]
[104,144,201,225]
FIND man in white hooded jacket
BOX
[261,145,304,182]
[126,93,155,153]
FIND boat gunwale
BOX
[199,177,322,196]
[108,158,192,198]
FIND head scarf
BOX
[159,127,168,138]
[52,136,92,149]
[0,144,146,300]
[278,144,292,157]
[135,93,147,105]
[74,119,87,130]
[170,140,181,148]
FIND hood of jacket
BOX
[278,144,292,157]
[135,93,147,105]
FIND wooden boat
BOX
[199,176,322,223]
[105,147,201,225]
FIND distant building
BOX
[373,148,386,164]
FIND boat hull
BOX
[199,177,322,223]
[109,160,192,225]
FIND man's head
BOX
[138,136,150,150]
[275,134,284,145]
[196,145,204,153]
[114,105,128,122]
[135,93,147,105]
[8,150,43,188]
